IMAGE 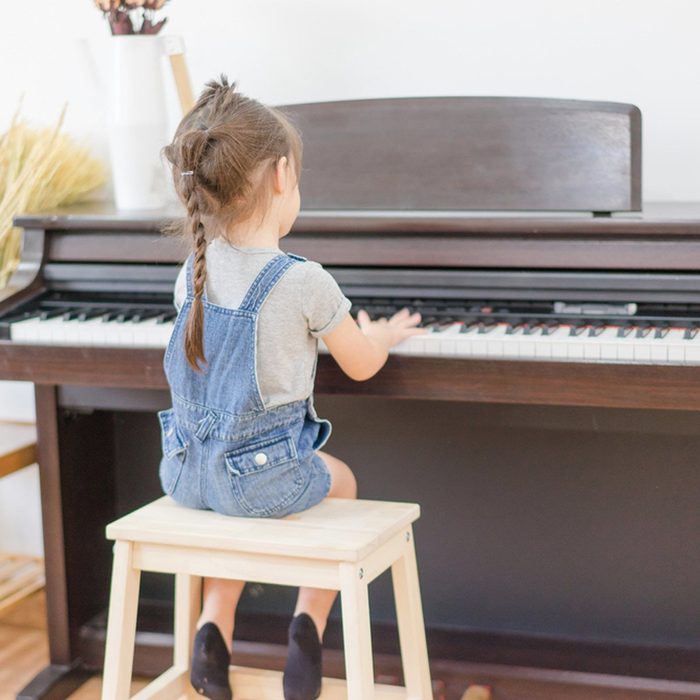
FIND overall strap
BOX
[185,253,208,302]
[238,254,301,314]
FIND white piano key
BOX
[598,327,621,360]
[437,323,465,356]
[37,317,72,343]
[684,333,700,364]
[9,317,41,342]
[548,326,571,359]
[633,341,652,362]
[566,329,587,360]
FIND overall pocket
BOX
[157,408,188,495]
[224,432,304,517]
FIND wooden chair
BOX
[102,495,433,700]
[0,420,45,615]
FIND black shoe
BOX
[190,622,233,700]
[283,613,322,700]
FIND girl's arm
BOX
[322,308,425,381]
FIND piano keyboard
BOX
[5,297,700,365]
[7,307,176,348]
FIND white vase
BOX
[108,35,171,210]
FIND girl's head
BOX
[161,74,303,372]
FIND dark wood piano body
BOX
[3,97,700,700]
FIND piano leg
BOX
[17,665,93,700]
[17,385,117,700]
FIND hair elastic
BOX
[181,170,194,177]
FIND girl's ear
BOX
[273,155,289,194]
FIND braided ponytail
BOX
[179,129,211,371]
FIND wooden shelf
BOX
[0,552,45,614]
[0,422,42,613]
[0,420,37,479]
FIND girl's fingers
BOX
[389,311,422,328]
[356,309,371,331]
[390,307,410,321]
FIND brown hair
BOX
[161,74,303,372]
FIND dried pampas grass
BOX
[0,101,106,288]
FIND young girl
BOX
[159,75,424,700]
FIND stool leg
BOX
[392,526,433,699]
[339,563,375,700]
[101,541,141,700]
[174,574,202,668]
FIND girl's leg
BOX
[197,577,246,653]
[293,449,358,638]
[190,579,246,699]
[284,451,357,698]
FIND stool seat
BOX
[107,496,419,561]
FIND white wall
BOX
[1,0,698,554]
[0,0,698,201]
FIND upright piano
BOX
[2,97,700,700]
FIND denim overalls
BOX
[157,251,333,518]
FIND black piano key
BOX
[77,308,109,322]
[588,323,606,337]
[569,324,588,337]
[654,325,670,339]
[62,309,84,321]
[459,321,480,334]
[131,309,164,323]
[635,324,653,338]
[477,321,499,334]
[617,325,635,338]
[40,308,71,320]
[523,322,543,336]
[3,311,40,324]
[684,326,699,340]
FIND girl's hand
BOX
[356,307,425,352]
[323,308,425,382]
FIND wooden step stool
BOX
[102,495,433,700]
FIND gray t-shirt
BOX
[173,238,352,408]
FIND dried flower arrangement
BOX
[0,102,106,288]
[93,0,171,35]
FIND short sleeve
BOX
[301,262,352,337]
[173,264,186,313]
